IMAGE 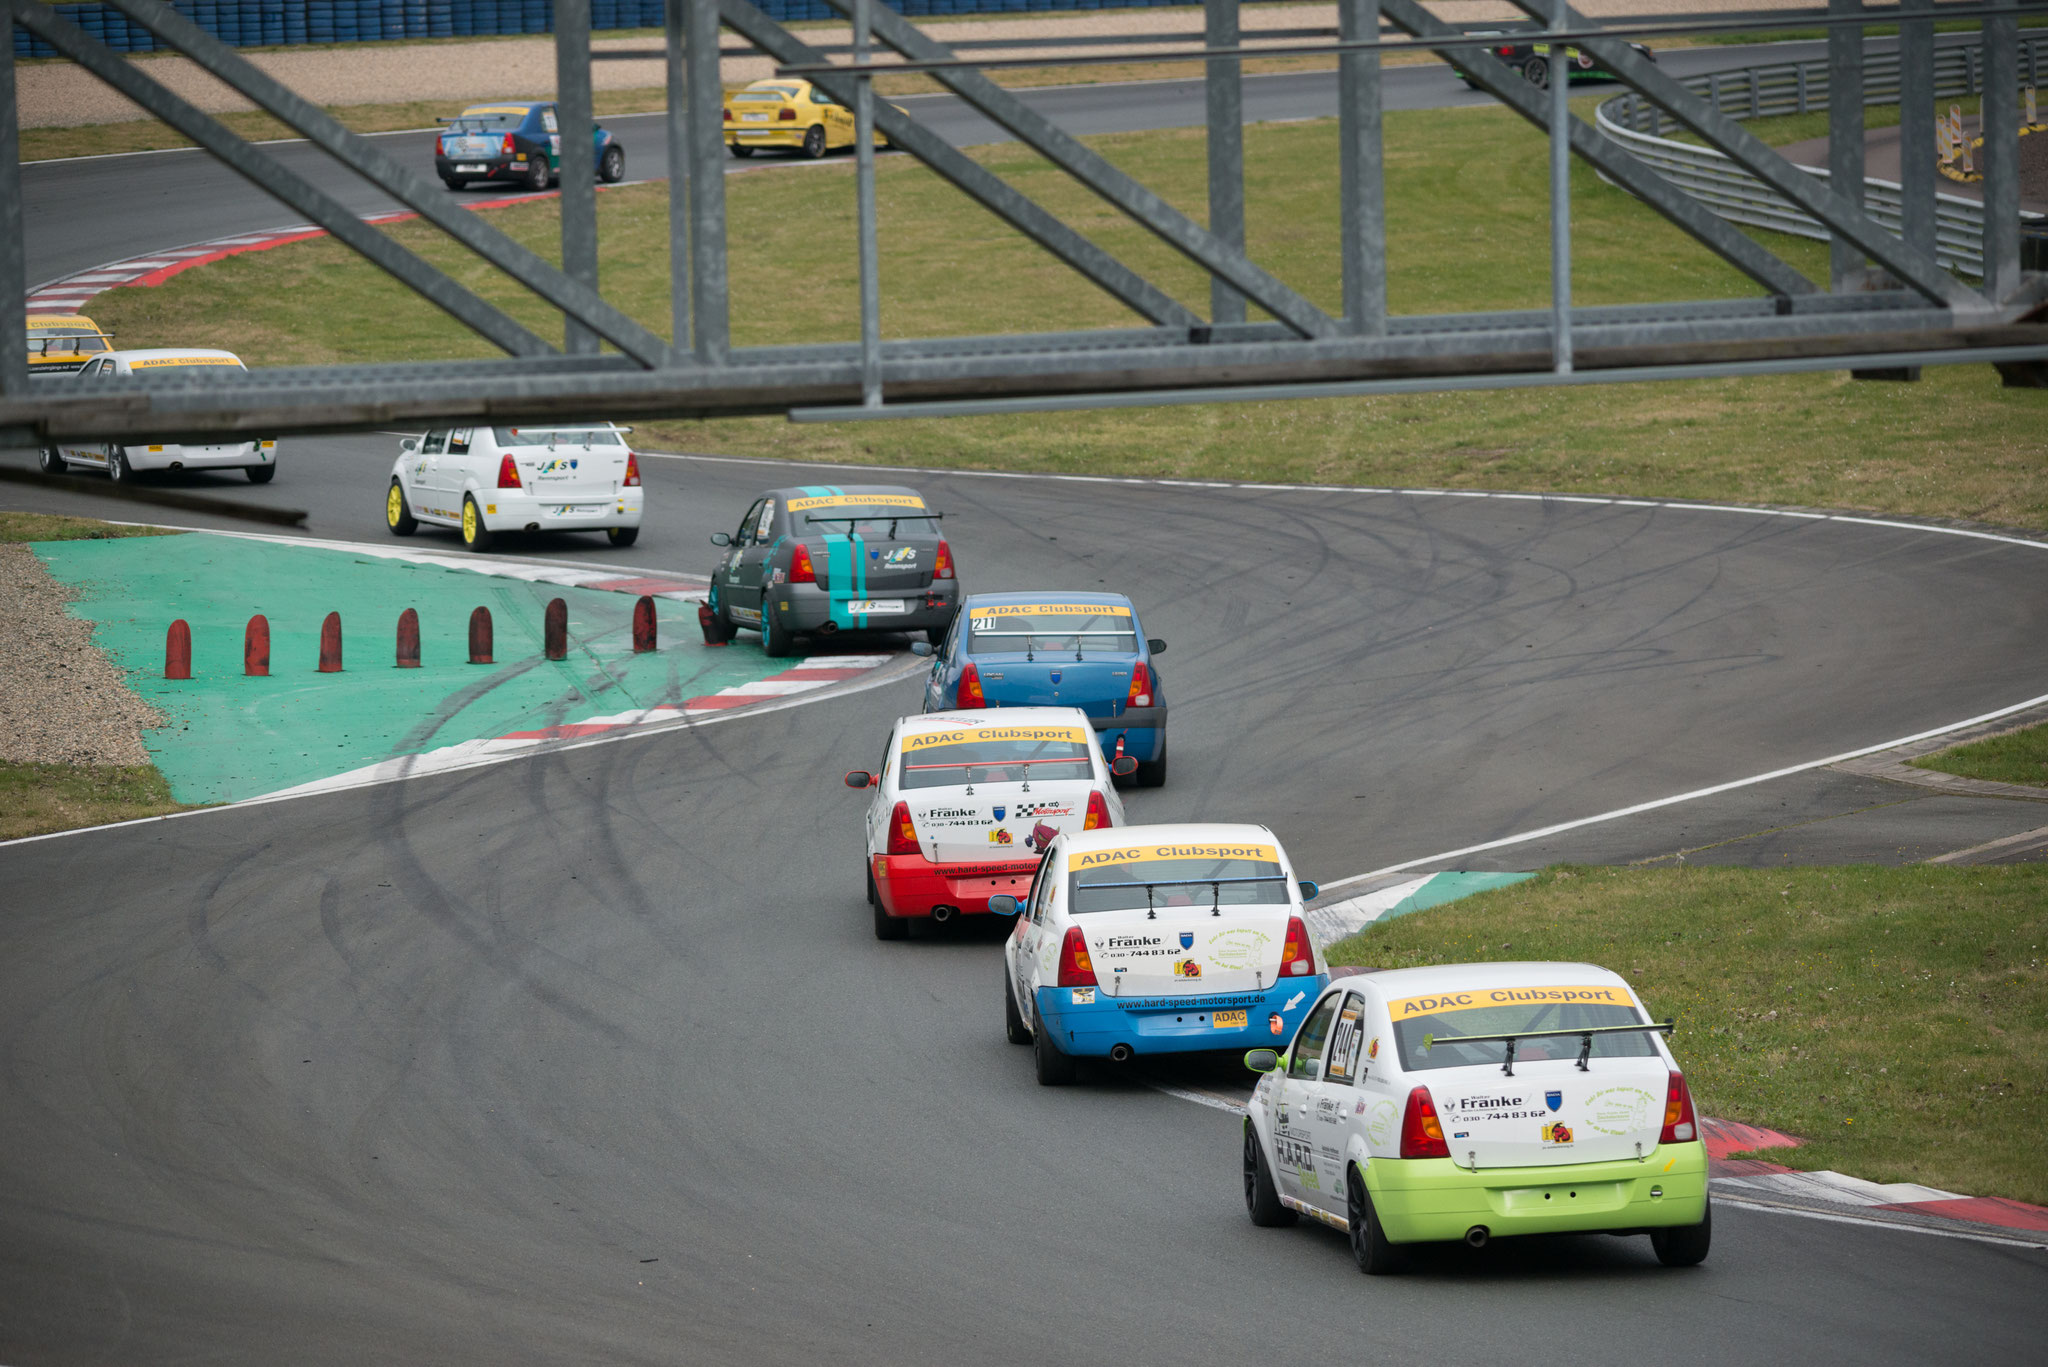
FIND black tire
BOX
[105,447,132,483]
[1651,1201,1711,1267]
[1004,963,1032,1046]
[802,124,827,160]
[1134,740,1168,789]
[599,144,626,183]
[246,463,276,484]
[1523,54,1550,89]
[865,865,878,907]
[924,623,949,647]
[1348,1167,1406,1274]
[761,599,795,658]
[460,494,495,552]
[38,445,65,475]
[729,143,754,158]
[525,154,551,191]
[706,599,739,645]
[1244,1121,1297,1227]
[385,479,418,536]
[872,895,908,941]
[1032,1004,1077,1086]
[606,525,639,548]
[440,174,467,190]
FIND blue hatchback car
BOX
[434,101,626,192]
[917,591,1169,787]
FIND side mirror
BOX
[400,437,419,454]
[988,894,1021,917]
[844,770,874,789]
[1298,880,1320,901]
[1110,755,1139,777]
[1147,638,1167,654]
[709,531,731,547]
[1243,1048,1280,1074]
[910,640,934,657]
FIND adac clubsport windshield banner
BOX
[1385,984,1634,1018]
[902,724,1091,753]
[788,491,927,513]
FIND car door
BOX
[1274,990,1343,1206]
[808,83,853,147]
[735,497,780,620]
[413,429,454,507]
[62,361,109,465]
[868,723,898,863]
[539,106,562,171]
[1011,842,1062,1011]
[1313,990,1371,1213]
[719,498,766,623]
[924,610,965,711]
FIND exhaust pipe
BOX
[1109,1044,1133,1063]
[524,522,541,532]
[930,905,957,924]
[815,620,839,633]
[1464,1226,1489,1248]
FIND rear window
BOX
[898,724,1093,790]
[1388,985,1657,1073]
[788,491,936,538]
[1068,838,1287,914]
[492,427,622,448]
[968,603,1137,655]
[735,87,799,101]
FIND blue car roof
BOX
[963,590,1136,610]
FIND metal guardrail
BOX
[1596,34,2048,277]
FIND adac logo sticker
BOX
[1178,931,1195,950]
[1541,1123,1574,1145]
[988,829,1013,846]
[1173,959,1202,980]
[1545,1089,1563,1113]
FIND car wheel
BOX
[1348,1167,1406,1274]
[761,600,795,658]
[872,895,908,941]
[606,525,639,548]
[1244,1121,1297,1227]
[1134,740,1168,789]
[924,624,949,647]
[386,479,419,536]
[599,144,625,183]
[1522,54,1550,89]
[525,155,550,191]
[1651,1201,1711,1267]
[729,143,754,158]
[802,124,827,159]
[106,447,132,483]
[246,463,276,484]
[865,865,878,907]
[1032,1003,1077,1086]
[1004,963,1032,1046]
[460,495,495,552]
[441,175,467,190]
[38,445,66,475]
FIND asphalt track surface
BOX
[8,36,2048,1364]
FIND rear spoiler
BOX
[1421,1019,1675,1077]
[802,511,943,525]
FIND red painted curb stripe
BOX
[1701,1116,1802,1159]
[584,576,703,596]
[675,694,756,711]
[1876,1197,2048,1232]
[127,229,332,286]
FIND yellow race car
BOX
[25,313,114,379]
[723,79,900,160]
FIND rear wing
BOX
[802,511,943,526]
[1421,1019,1674,1077]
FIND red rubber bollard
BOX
[632,595,657,653]
[544,597,567,661]
[396,608,421,668]
[244,614,270,676]
[164,619,191,680]
[697,602,727,647]
[318,611,343,673]
[468,606,494,664]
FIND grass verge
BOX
[0,760,193,842]
[1913,723,2048,788]
[82,102,2048,528]
[0,511,182,543]
[1326,864,2048,1204]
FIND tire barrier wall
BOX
[12,0,1199,58]
[1594,33,2048,278]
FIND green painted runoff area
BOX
[33,533,791,804]
[1381,871,1536,922]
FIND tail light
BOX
[1083,789,1113,830]
[1056,926,1097,988]
[1497,44,1515,56]
[1125,661,1153,710]
[778,106,796,122]
[885,801,919,856]
[933,539,955,580]
[958,661,986,707]
[1660,1071,1698,1144]
[788,543,817,583]
[501,132,517,156]
[436,136,447,154]
[623,451,641,488]
[496,454,522,489]
[1278,915,1315,977]
[1399,1086,1451,1159]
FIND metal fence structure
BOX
[1597,31,2048,275]
[4,0,2048,442]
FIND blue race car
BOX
[915,590,1169,787]
[435,101,626,192]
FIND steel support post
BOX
[1898,0,1936,262]
[23,2,558,357]
[1548,0,1571,372]
[0,5,27,398]
[1982,0,2022,302]
[1827,0,1866,291]
[1205,0,1246,326]
[855,0,882,405]
[556,0,600,354]
[687,0,730,363]
[1337,0,1386,335]
[667,0,691,352]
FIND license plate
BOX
[1212,1010,1248,1030]
[455,163,487,172]
[742,113,770,122]
[847,599,907,614]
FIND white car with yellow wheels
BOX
[386,423,645,552]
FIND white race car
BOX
[386,423,645,551]
[845,708,1133,942]
[47,349,279,483]
[1241,962,1710,1273]
[992,822,1328,1084]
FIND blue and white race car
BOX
[915,590,1169,787]
[993,823,1327,1085]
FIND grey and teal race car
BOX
[702,484,960,656]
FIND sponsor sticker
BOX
[1213,1009,1247,1030]
[969,602,1132,620]
[1584,1086,1659,1136]
[1071,841,1281,870]
[1206,927,1271,971]
[1386,984,1630,1017]
[1173,960,1202,980]
[901,725,1089,753]
[129,356,243,369]
[1365,1101,1399,1148]
[463,104,533,115]
[1541,1122,1575,1146]
[987,829,1013,846]
[1071,987,1096,1005]
[787,491,926,513]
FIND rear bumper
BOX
[126,442,269,471]
[479,486,644,532]
[436,154,530,180]
[872,852,1039,919]
[769,581,959,635]
[1366,1143,1710,1244]
[1093,716,1165,764]
[1034,976,1325,1058]
[727,128,806,147]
